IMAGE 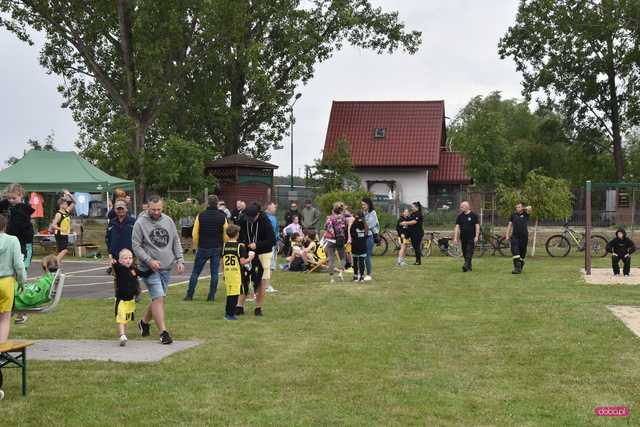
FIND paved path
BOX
[608,306,640,338]
[582,268,640,285]
[27,260,209,299]
[29,339,203,362]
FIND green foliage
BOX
[498,0,640,180]
[315,189,373,215]
[163,199,203,223]
[497,170,573,221]
[451,92,614,188]
[423,210,458,228]
[6,133,57,165]
[308,138,360,193]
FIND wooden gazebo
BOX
[205,154,278,206]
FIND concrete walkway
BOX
[608,306,640,338]
[29,339,202,362]
[582,268,640,285]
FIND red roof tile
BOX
[429,151,471,184]
[323,101,445,167]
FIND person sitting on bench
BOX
[13,255,59,324]
[606,228,636,277]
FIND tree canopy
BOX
[0,0,421,200]
[498,0,640,180]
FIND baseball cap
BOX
[245,205,260,218]
[114,200,127,209]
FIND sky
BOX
[0,1,523,176]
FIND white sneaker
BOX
[338,272,344,281]
[265,286,278,293]
[14,314,28,324]
[0,389,4,400]
[330,277,335,283]
[119,335,128,347]
[363,275,372,282]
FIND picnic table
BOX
[0,340,34,396]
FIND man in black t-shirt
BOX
[505,202,533,274]
[454,201,480,272]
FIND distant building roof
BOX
[429,151,471,184]
[207,154,278,170]
[323,101,446,167]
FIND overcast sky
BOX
[0,1,523,175]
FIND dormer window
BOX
[374,128,386,139]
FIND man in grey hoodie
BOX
[132,196,184,345]
[0,214,26,345]
[300,200,320,232]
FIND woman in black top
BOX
[401,202,424,265]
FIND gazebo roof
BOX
[207,154,278,170]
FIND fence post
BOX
[585,180,592,275]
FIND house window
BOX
[374,128,386,139]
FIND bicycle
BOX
[373,227,461,257]
[545,223,608,258]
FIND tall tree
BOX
[308,138,360,193]
[63,0,422,160]
[0,0,201,202]
[498,0,640,180]
[6,133,57,165]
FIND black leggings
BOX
[411,233,423,263]
[612,255,631,275]
[511,236,528,259]
[226,295,239,316]
[353,254,366,278]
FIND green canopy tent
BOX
[0,150,135,218]
[0,150,134,193]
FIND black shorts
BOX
[181,226,194,239]
[55,234,69,252]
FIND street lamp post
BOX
[290,93,302,191]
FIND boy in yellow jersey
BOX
[222,225,254,320]
[52,199,74,262]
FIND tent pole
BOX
[585,180,592,275]
[133,190,138,216]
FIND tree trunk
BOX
[134,123,146,211]
[225,60,246,156]
[606,34,625,180]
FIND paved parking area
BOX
[27,260,207,299]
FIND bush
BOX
[315,189,373,215]
[163,199,203,223]
[423,210,457,227]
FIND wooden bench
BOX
[0,340,34,396]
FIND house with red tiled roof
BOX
[323,100,471,209]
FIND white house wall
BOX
[356,169,429,207]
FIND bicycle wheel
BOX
[590,235,609,258]
[545,235,571,257]
[372,235,388,256]
[447,241,462,257]
[495,236,510,257]
[474,240,490,257]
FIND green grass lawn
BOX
[3,254,640,426]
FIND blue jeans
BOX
[186,247,220,299]
[365,235,374,275]
[140,268,171,301]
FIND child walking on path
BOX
[113,249,152,346]
[349,211,368,282]
[223,225,254,320]
[606,228,636,277]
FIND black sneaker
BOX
[183,296,193,301]
[254,307,263,317]
[207,296,215,302]
[105,267,112,275]
[462,265,468,272]
[138,320,150,337]
[160,330,173,345]
[235,306,245,315]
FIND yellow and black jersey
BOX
[222,241,249,296]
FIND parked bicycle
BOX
[545,223,608,257]
[373,227,461,257]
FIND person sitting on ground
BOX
[282,214,302,256]
[13,255,60,325]
[283,232,307,271]
[396,208,411,266]
[349,211,368,282]
[302,231,318,265]
[113,248,152,346]
[606,228,636,277]
[222,225,255,320]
